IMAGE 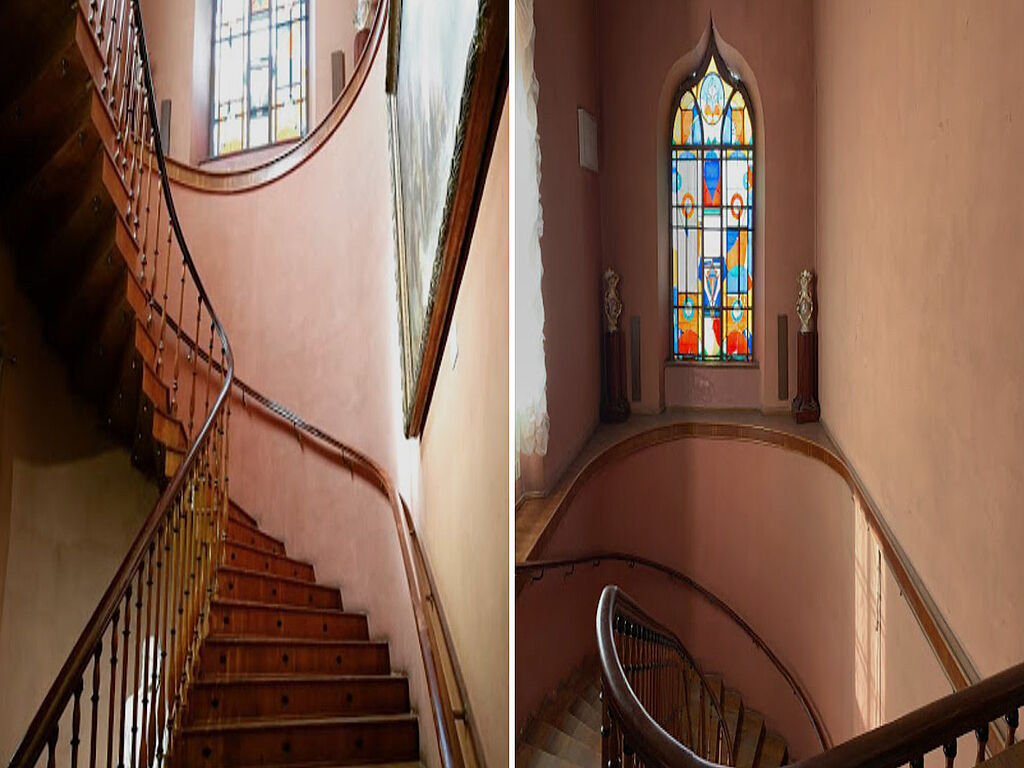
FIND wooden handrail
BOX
[598,586,736,768]
[598,585,1024,768]
[518,552,831,751]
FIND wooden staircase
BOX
[0,0,188,482]
[172,500,420,767]
[517,660,789,768]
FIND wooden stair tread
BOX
[517,743,589,768]
[195,673,408,685]
[759,731,788,768]
[181,712,417,735]
[210,598,361,617]
[203,637,384,647]
[218,565,333,588]
[736,708,766,768]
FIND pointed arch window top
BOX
[673,46,753,148]
[670,30,755,363]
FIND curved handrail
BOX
[162,0,388,193]
[516,419,982,717]
[598,586,735,768]
[598,586,1024,768]
[228,374,480,768]
[517,552,831,751]
[8,0,233,764]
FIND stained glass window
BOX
[670,39,754,362]
[212,0,308,157]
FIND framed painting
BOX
[386,0,508,436]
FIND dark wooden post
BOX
[601,268,630,423]
[792,269,820,423]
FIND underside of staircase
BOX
[174,500,421,767]
[517,659,789,768]
[0,0,187,483]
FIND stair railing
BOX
[598,585,1024,768]
[7,0,234,765]
[599,586,737,768]
[519,552,830,752]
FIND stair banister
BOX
[598,585,1024,768]
[9,0,234,762]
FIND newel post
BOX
[601,268,630,423]
[792,269,821,423]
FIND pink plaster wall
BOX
[814,0,1024,682]
[518,437,953,758]
[593,0,815,414]
[530,0,603,492]
[413,99,509,768]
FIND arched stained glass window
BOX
[670,34,754,362]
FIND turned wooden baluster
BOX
[46,726,58,768]
[188,304,201,437]
[974,724,989,765]
[1008,709,1019,746]
[71,678,83,768]
[943,738,957,768]
[105,609,120,768]
[89,642,102,768]
[171,249,186,414]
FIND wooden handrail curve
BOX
[598,585,1024,768]
[8,0,234,763]
[517,552,831,752]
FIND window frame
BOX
[209,0,312,159]
[667,31,757,366]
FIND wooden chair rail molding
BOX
[598,585,1024,768]
[515,418,987,741]
[159,0,387,193]
[516,552,832,752]
[8,0,235,763]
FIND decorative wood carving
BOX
[601,268,629,423]
[792,269,820,423]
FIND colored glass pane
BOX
[212,0,307,156]
[669,40,754,362]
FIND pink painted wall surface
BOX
[529,0,603,492]
[593,0,815,414]
[518,437,952,759]
[412,99,509,768]
[814,0,1024,683]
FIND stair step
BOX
[200,638,390,677]
[517,743,589,768]
[736,708,766,768]
[218,565,343,609]
[186,674,411,724]
[174,713,419,767]
[723,688,744,764]
[526,721,599,768]
[226,517,286,556]
[759,731,788,768]
[208,599,368,641]
[224,541,316,582]
[229,501,259,528]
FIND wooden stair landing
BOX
[170,501,420,767]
